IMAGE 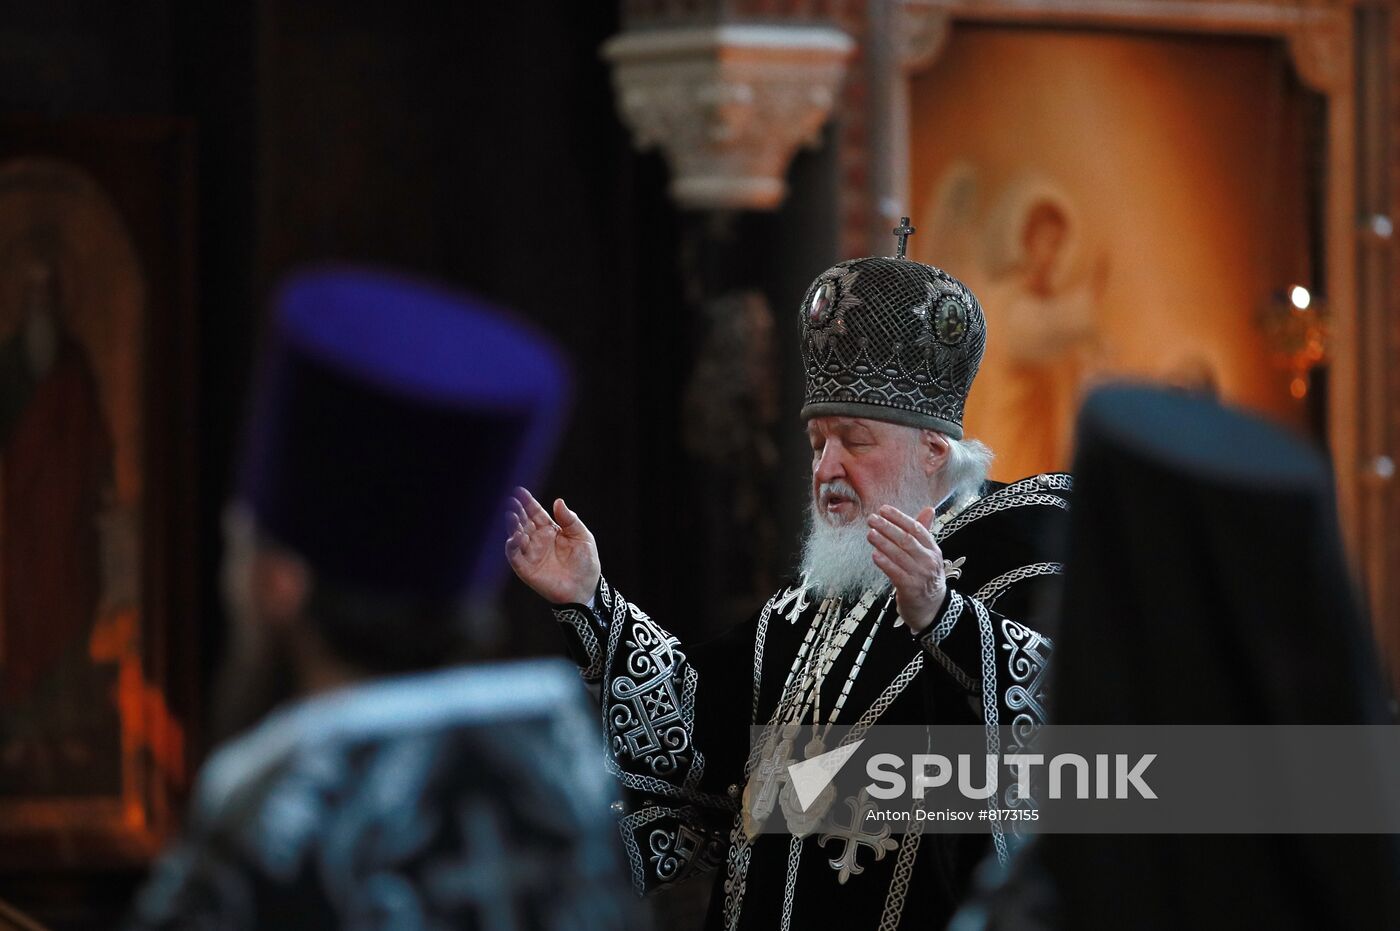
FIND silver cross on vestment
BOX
[893,216,916,259]
[818,789,900,884]
[741,730,795,838]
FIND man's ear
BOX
[921,429,951,478]
[249,548,311,630]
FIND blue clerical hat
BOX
[237,268,568,598]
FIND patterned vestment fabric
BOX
[555,475,1071,930]
[127,660,643,931]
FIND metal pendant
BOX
[741,735,793,840]
[779,778,835,838]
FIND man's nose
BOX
[814,443,845,482]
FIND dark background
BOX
[0,2,834,924]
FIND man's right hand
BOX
[505,487,601,606]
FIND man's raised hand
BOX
[504,487,601,606]
[867,504,947,634]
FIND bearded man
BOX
[508,238,1070,930]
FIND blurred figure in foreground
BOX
[129,269,641,930]
[954,384,1399,930]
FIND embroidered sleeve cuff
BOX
[551,577,617,681]
[918,590,976,692]
[553,605,604,681]
[916,589,964,646]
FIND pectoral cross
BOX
[742,732,794,838]
[818,789,900,884]
[893,216,915,259]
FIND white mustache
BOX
[818,480,862,510]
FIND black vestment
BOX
[554,475,1071,929]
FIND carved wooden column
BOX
[604,22,853,211]
[601,5,855,633]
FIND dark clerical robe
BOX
[128,660,642,930]
[554,474,1071,929]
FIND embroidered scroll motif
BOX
[998,614,1053,847]
[609,604,692,777]
[722,816,753,931]
[647,819,721,884]
[594,581,720,810]
[617,805,723,894]
[1001,617,1051,751]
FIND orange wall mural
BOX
[909,27,1315,482]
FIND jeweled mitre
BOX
[798,256,986,439]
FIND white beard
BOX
[798,452,939,601]
[797,512,889,602]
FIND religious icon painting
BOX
[934,296,968,345]
[0,119,197,870]
[806,266,860,353]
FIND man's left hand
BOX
[867,505,947,634]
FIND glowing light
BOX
[1290,376,1308,399]
[1289,285,1311,310]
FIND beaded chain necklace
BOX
[741,587,889,837]
[773,588,881,746]
[803,592,884,758]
